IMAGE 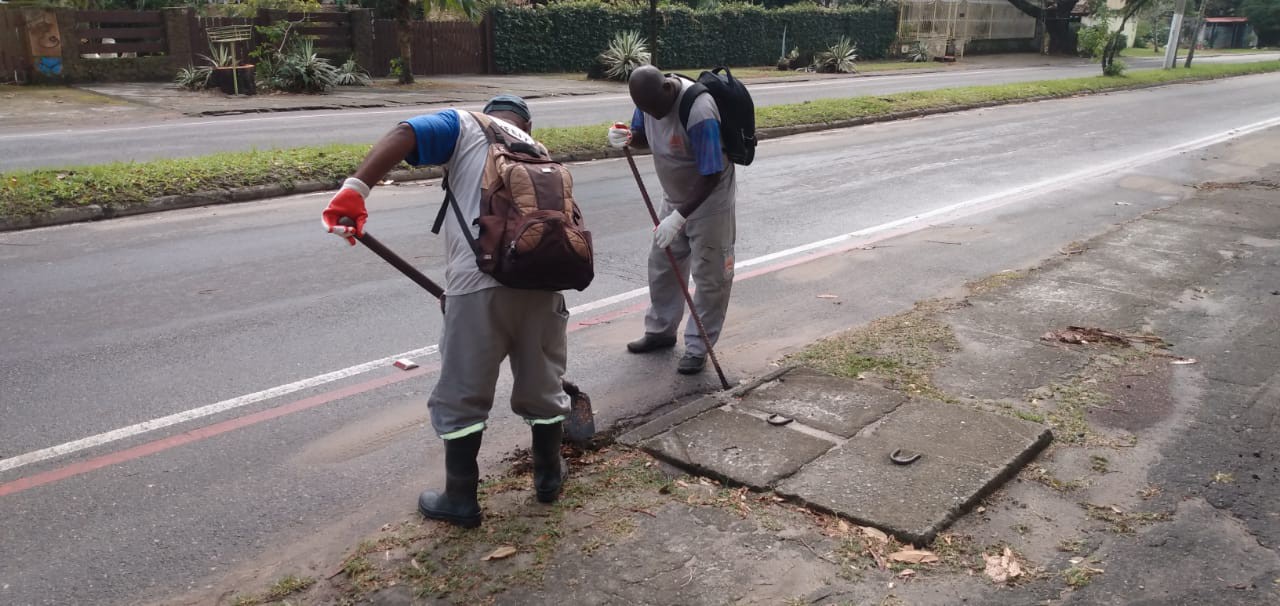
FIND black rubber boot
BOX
[626,333,677,354]
[531,422,568,504]
[418,431,483,528]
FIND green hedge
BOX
[490,2,898,74]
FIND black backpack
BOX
[676,67,756,166]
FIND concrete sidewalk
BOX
[217,141,1280,604]
[68,53,1086,119]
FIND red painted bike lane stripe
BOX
[0,366,433,498]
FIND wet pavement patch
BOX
[620,366,1052,544]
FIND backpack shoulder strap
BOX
[430,178,480,256]
[678,82,708,133]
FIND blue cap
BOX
[483,94,531,122]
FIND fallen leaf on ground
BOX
[983,547,1024,584]
[837,519,851,534]
[899,569,916,578]
[862,526,890,544]
[482,545,518,561]
[888,549,939,564]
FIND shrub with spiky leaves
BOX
[597,30,651,82]
[813,36,857,74]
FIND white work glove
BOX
[653,211,687,249]
[607,123,631,149]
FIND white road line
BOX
[3,115,1277,476]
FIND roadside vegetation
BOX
[3,61,1278,223]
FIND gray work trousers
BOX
[643,205,736,357]
[427,287,571,439]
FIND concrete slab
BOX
[638,408,836,490]
[736,367,909,438]
[777,400,1051,544]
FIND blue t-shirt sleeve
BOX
[630,108,645,138]
[688,119,725,176]
[401,110,461,166]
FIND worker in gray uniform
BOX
[608,65,736,375]
[321,95,570,528]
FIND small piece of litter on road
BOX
[378,180,395,186]
[1170,358,1197,365]
[816,294,839,299]
[983,547,1024,584]
[1115,201,1131,206]
[393,359,419,370]
[888,549,939,564]
[925,240,962,245]
[863,526,889,545]
[482,545,518,561]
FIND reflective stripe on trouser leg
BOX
[682,210,736,357]
[643,204,692,339]
[502,289,572,424]
[428,289,508,438]
[440,422,485,440]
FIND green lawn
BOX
[1122,46,1277,57]
[4,60,1278,223]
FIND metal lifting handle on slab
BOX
[623,147,732,391]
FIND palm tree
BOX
[396,0,483,84]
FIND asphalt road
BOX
[0,71,1278,605]
[0,53,1275,171]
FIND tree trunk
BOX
[396,0,414,84]
[648,0,659,67]
[1102,11,1136,74]
[1184,0,1207,67]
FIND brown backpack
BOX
[432,112,594,292]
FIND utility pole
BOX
[1163,0,1188,68]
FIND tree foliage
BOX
[1242,0,1280,44]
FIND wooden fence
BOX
[0,8,27,82]
[371,19,488,76]
[75,10,166,56]
[0,7,491,82]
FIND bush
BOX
[813,36,857,73]
[175,64,213,90]
[262,39,341,93]
[596,30,651,81]
[490,2,897,73]
[1078,23,1109,58]
[1103,58,1127,76]
[907,40,930,62]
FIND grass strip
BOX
[3,61,1276,223]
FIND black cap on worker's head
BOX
[483,94,531,123]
